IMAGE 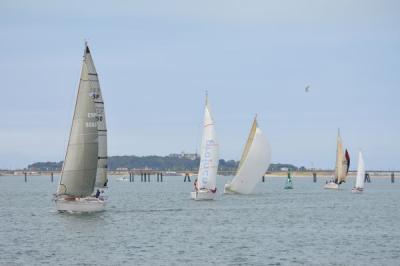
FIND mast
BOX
[334,129,341,183]
[57,43,99,197]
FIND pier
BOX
[4,170,400,183]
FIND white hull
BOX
[55,196,105,213]
[223,184,238,194]
[351,187,364,193]
[324,182,339,189]
[191,189,216,200]
[284,184,293,189]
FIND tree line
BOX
[27,155,300,172]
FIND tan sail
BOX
[334,130,348,184]
[225,115,271,194]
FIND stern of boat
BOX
[324,182,339,189]
[55,196,106,213]
[190,190,216,200]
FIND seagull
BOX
[305,85,310,92]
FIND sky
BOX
[0,0,399,170]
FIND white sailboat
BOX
[324,129,350,189]
[55,43,106,212]
[352,151,365,193]
[224,116,271,194]
[191,94,219,200]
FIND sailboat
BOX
[324,129,350,189]
[352,151,365,193]
[224,116,271,194]
[284,169,293,189]
[191,94,219,200]
[55,43,106,212]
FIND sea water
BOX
[0,175,399,265]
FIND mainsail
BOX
[334,130,350,184]
[355,151,365,189]
[228,116,271,194]
[57,44,100,197]
[88,51,108,189]
[197,96,219,190]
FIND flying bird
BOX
[305,85,310,92]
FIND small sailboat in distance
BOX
[55,43,106,212]
[324,129,350,189]
[224,116,271,194]
[191,93,219,200]
[352,151,365,193]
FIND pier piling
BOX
[141,173,143,182]
[24,172,27,182]
[364,173,371,183]
[51,172,54,183]
[391,172,395,183]
[147,173,150,182]
[313,172,317,183]
[184,173,191,182]
[160,172,163,182]
[262,175,265,182]
[129,172,134,182]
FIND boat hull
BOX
[324,182,339,189]
[284,180,293,189]
[351,187,364,193]
[191,190,216,200]
[223,184,239,194]
[55,196,105,213]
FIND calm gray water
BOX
[0,175,399,266]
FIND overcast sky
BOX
[0,0,399,169]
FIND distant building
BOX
[168,151,199,160]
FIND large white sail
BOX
[227,117,271,194]
[197,97,219,190]
[57,44,99,197]
[335,130,349,184]
[355,151,365,189]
